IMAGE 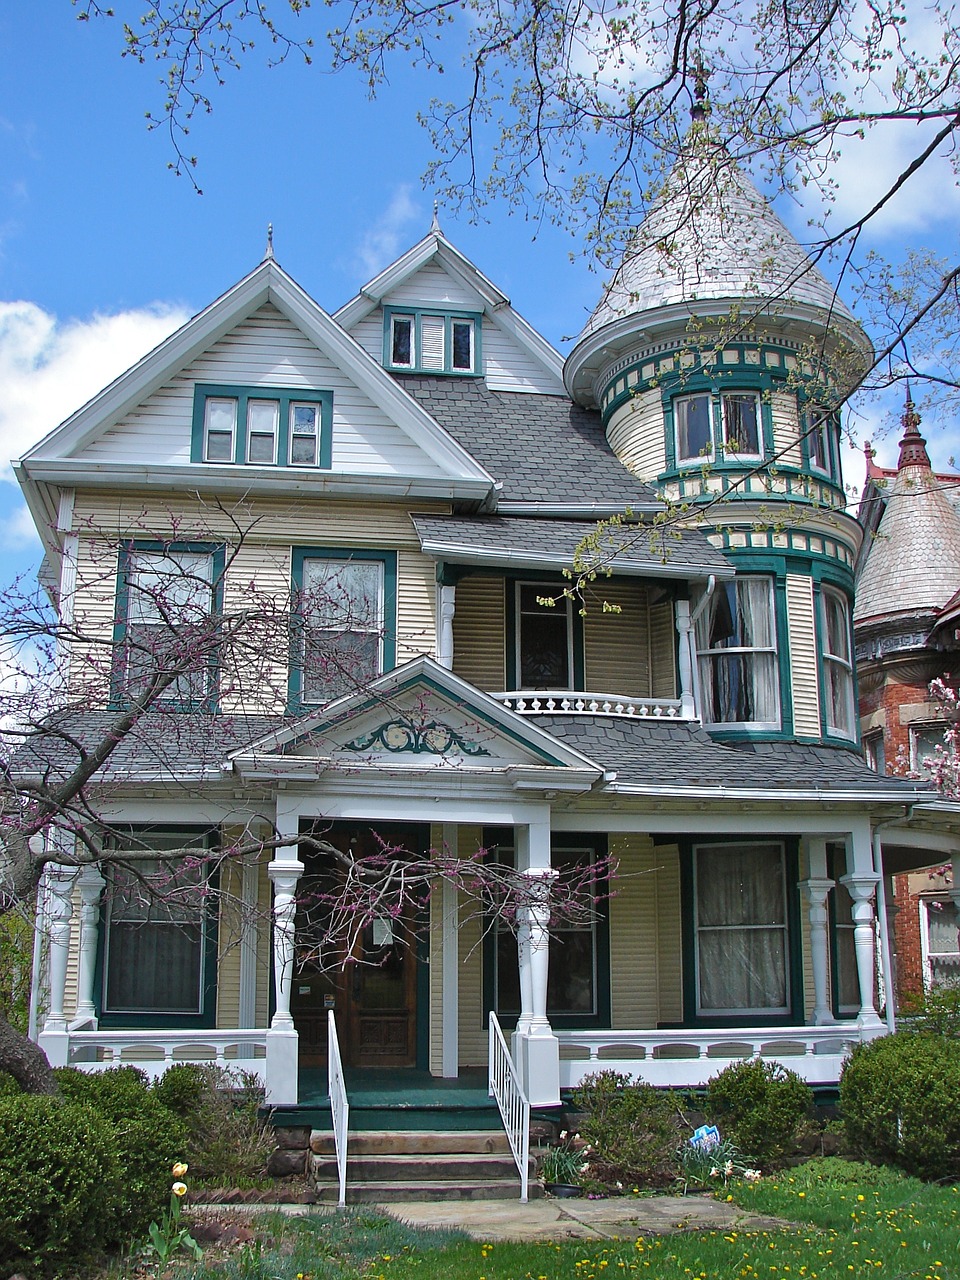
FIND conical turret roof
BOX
[854,401,960,627]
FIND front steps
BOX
[310,1129,541,1202]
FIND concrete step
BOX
[313,1178,542,1203]
[310,1152,521,1182]
[310,1129,511,1156]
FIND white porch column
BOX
[72,866,105,1027]
[438,584,457,670]
[800,878,835,1025]
[266,854,303,1105]
[675,598,696,719]
[840,824,884,1036]
[37,863,79,1067]
[512,818,560,1106]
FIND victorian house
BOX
[19,134,959,1133]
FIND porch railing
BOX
[555,1026,860,1089]
[492,691,687,720]
[58,1028,268,1082]
[328,1011,349,1208]
[488,1012,530,1203]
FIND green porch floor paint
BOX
[270,1068,506,1131]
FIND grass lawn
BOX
[167,1159,959,1280]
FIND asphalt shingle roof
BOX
[411,513,731,578]
[396,376,657,505]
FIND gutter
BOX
[416,541,734,580]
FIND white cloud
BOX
[0,300,190,483]
[354,186,423,279]
[0,502,41,555]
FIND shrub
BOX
[900,981,960,1038]
[570,1071,679,1189]
[154,1063,274,1184]
[840,1031,960,1180]
[0,1094,118,1278]
[55,1065,187,1240]
[704,1058,811,1167]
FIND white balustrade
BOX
[555,1026,860,1089]
[61,1028,268,1084]
[327,1011,350,1208]
[489,1011,530,1202]
[492,692,687,720]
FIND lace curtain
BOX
[695,577,779,726]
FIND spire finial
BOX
[431,200,441,234]
[690,59,710,123]
[898,382,931,469]
[264,223,274,261]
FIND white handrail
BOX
[488,1012,530,1202]
[327,1010,349,1207]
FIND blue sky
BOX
[1,1,957,589]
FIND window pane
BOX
[676,395,712,461]
[124,551,214,703]
[822,589,853,737]
[452,320,473,370]
[518,587,570,688]
[809,415,830,471]
[204,398,236,462]
[303,629,380,702]
[290,404,319,465]
[300,558,384,702]
[302,559,381,630]
[246,400,278,463]
[695,579,779,725]
[391,317,413,366]
[723,394,760,454]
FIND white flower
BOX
[172,1182,187,1198]
[709,1167,719,1177]
[724,1160,734,1176]
[744,1169,761,1182]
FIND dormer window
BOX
[192,385,332,469]
[383,307,482,376]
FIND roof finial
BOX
[431,200,442,234]
[690,59,710,123]
[898,381,931,469]
[264,223,275,261]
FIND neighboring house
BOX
[19,141,960,1110]
[854,401,960,1006]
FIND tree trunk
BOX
[0,1013,58,1094]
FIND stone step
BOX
[312,1178,541,1203]
[310,1128,511,1156]
[310,1152,521,1182]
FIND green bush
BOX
[0,1094,119,1278]
[840,1031,960,1180]
[900,981,960,1037]
[704,1058,812,1167]
[55,1065,187,1240]
[154,1063,274,1184]
[570,1071,679,1189]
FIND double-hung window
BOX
[515,584,574,689]
[820,586,855,739]
[675,393,713,464]
[116,543,221,707]
[383,308,481,375]
[695,577,780,729]
[921,897,960,988]
[807,413,833,476]
[911,723,947,778]
[693,841,790,1017]
[100,827,214,1025]
[292,549,397,706]
[721,393,761,457]
[192,385,332,468]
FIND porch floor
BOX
[273,1068,505,1131]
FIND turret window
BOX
[722,394,761,457]
[676,394,713,463]
[695,577,780,729]
[820,586,854,739]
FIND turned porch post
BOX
[840,824,884,1035]
[266,853,303,1105]
[513,817,560,1106]
[37,863,79,1067]
[73,866,106,1027]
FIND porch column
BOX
[513,818,560,1106]
[266,854,303,1105]
[441,823,459,1078]
[800,878,835,1025]
[840,824,883,1036]
[38,863,79,1067]
[72,866,105,1027]
[438,584,456,670]
[675,599,696,719]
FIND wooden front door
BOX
[291,822,426,1069]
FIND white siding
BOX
[482,319,565,394]
[606,390,666,480]
[771,391,802,468]
[386,262,485,310]
[786,573,822,738]
[77,303,450,479]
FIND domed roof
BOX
[579,147,856,345]
[854,405,960,627]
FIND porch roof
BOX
[411,513,732,579]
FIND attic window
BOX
[191,385,332,469]
[382,307,482,376]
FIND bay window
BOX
[695,577,780,729]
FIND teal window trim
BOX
[678,836,802,1028]
[95,825,219,1030]
[111,540,225,713]
[382,305,483,376]
[505,576,585,691]
[797,404,840,483]
[482,829,611,1031]
[288,546,398,711]
[191,384,333,469]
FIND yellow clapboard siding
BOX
[456,825,488,1067]
[452,576,506,691]
[649,599,677,698]
[654,844,683,1023]
[608,835,682,1027]
[216,856,244,1028]
[583,580,652,696]
[786,574,822,738]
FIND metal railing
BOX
[327,1010,350,1207]
[488,1012,530,1202]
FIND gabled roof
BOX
[18,256,496,493]
[334,229,565,388]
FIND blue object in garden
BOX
[690,1124,721,1150]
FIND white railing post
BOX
[489,1011,530,1202]
[327,1011,349,1208]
